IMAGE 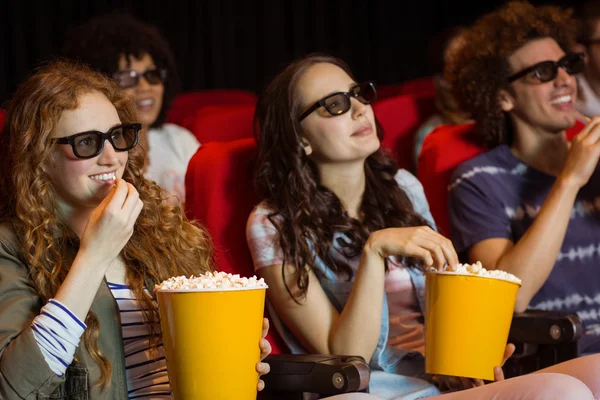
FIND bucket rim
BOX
[425,271,521,287]
[155,286,268,293]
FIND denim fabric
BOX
[267,255,439,398]
[259,170,441,398]
[38,365,88,400]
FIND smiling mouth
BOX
[352,125,373,136]
[549,95,572,105]
[136,99,155,108]
[90,172,116,184]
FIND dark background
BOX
[0,0,585,105]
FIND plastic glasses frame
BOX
[506,52,585,84]
[51,123,141,159]
[298,81,377,122]
[112,68,167,89]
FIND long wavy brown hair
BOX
[254,54,429,301]
[445,1,577,148]
[0,60,212,388]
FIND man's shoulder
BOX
[454,145,511,171]
[450,145,516,186]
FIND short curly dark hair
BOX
[61,13,180,128]
[445,1,577,148]
[575,0,600,43]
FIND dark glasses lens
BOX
[533,61,559,82]
[113,69,166,89]
[534,54,584,82]
[73,132,102,158]
[508,53,585,84]
[562,53,585,75]
[298,81,377,121]
[109,125,138,151]
[55,124,140,159]
[321,82,377,116]
[73,126,138,158]
[113,71,137,89]
[323,93,351,116]
[353,82,377,104]
[143,69,165,85]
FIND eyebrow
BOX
[59,123,123,138]
[317,82,359,99]
[85,122,122,132]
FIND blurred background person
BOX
[413,26,471,170]
[62,13,200,205]
[575,0,600,118]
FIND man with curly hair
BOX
[447,1,600,353]
[574,0,600,117]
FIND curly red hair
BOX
[0,60,213,388]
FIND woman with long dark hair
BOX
[247,54,600,399]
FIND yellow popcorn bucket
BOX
[424,272,520,380]
[157,287,266,399]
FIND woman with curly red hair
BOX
[0,60,269,399]
[247,53,600,399]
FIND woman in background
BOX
[413,26,471,170]
[62,13,200,204]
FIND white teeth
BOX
[91,172,116,181]
[550,95,572,105]
[138,99,154,106]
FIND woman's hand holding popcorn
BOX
[256,318,272,391]
[433,343,516,391]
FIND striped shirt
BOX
[108,282,171,399]
[32,286,172,399]
[31,299,87,375]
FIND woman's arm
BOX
[468,178,578,312]
[468,120,600,312]
[0,235,65,399]
[0,180,143,397]
[258,248,385,362]
[257,226,458,362]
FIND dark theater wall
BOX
[0,0,585,105]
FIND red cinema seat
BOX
[396,77,436,97]
[0,109,5,130]
[190,105,256,143]
[374,94,436,171]
[167,90,256,131]
[185,138,287,353]
[377,77,435,100]
[417,121,585,237]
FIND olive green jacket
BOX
[0,221,152,399]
